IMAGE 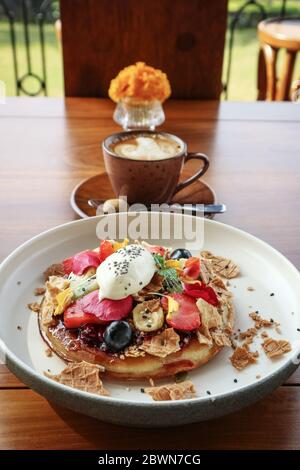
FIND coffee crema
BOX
[111,135,182,160]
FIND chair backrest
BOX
[60,0,228,99]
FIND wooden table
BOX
[1,98,300,450]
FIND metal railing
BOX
[0,0,57,96]
[0,0,292,98]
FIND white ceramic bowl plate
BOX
[0,213,299,427]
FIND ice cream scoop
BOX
[96,244,156,300]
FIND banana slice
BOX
[133,303,165,332]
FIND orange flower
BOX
[108,62,171,103]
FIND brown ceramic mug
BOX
[102,130,209,205]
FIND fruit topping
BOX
[183,257,200,280]
[170,248,192,260]
[132,301,165,332]
[147,245,166,256]
[63,250,101,275]
[161,293,200,331]
[63,290,133,328]
[98,240,115,263]
[183,281,219,307]
[104,320,133,352]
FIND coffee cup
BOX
[102,130,209,205]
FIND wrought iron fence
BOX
[0,0,58,96]
[0,0,294,98]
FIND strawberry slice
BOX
[146,245,165,256]
[162,293,200,331]
[99,240,115,263]
[183,281,219,307]
[64,290,133,328]
[64,309,104,329]
[183,257,200,280]
[63,250,101,275]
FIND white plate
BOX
[0,213,299,427]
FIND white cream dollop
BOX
[96,244,156,300]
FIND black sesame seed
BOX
[139,282,143,286]
[297,328,300,332]
[270,318,274,323]
[206,390,211,395]
[141,388,145,393]
[270,293,275,297]
[17,281,21,285]
[234,379,238,383]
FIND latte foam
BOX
[112,136,182,160]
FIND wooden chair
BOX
[60,0,228,99]
[257,17,300,101]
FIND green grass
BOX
[0,21,63,96]
[0,17,299,100]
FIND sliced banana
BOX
[133,303,165,332]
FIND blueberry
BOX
[104,321,132,352]
[170,248,192,260]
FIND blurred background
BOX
[0,0,299,100]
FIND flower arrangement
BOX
[108,62,171,103]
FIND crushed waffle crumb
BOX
[249,312,272,329]
[211,330,232,347]
[239,327,257,340]
[137,273,164,298]
[149,378,155,387]
[45,347,52,357]
[200,251,240,279]
[262,338,291,358]
[140,328,180,358]
[27,302,41,313]
[230,346,258,370]
[145,381,196,401]
[34,287,46,296]
[124,345,145,358]
[243,336,254,349]
[43,263,64,281]
[45,361,108,396]
[274,323,282,334]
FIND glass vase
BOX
[113,97,165,130]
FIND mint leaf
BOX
[153,253,165,269]
[158,268,183,293]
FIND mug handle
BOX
[173,152,210,195]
